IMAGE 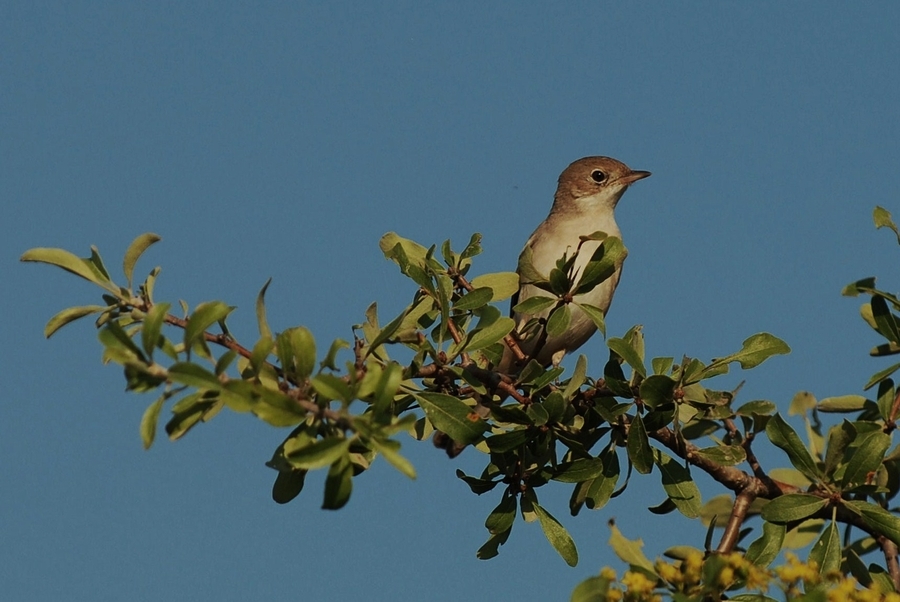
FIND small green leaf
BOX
[466,317,515,351]
[545,305,571,338]
[290,326,316,380]
[310,374,353,403]
[817,395,868,412]
[760,494,828,523]
[183,301,233,348]
[701,333,790,379]
[123,233,161,289]
[744,521,785,567]
[271,469,306,504]
[322,454,353,510]
[845,500,900,547]
[365,306,411,355]
[553,458,606,483]
[575,303,607,338]
[693,445,747,467]
[735,400,777,416]
[608,522,655,575]
[574,236,626,295]
[583,448,620,511]
[141,302,171,357]
[639,375,676,409]
[414,392,486,445]
[140,393,167,450]
[865,361,900,390]
[286,437,351,470]
[44,304,107,338]
[369,437,416,479]
[485,491,517,534]
[321,338,350,371]
[654,448,701,518]
[470,272,519,302]
[842,430,891,489]
[765,414,824,483]
[533,501,578,566]
[627,414,653,475]
[21,246,120,294]
[809,520,841,573]
[608,337,646,378]
[453,287,494,311]
[255,278,273,340]
[875,205,900,245]
[512,295,557,315]
[485,428,531,453]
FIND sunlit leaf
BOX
[123,233,161,289]
[765,414,824,483]
[654,448,701,518]
[760,494,828,523]
[44,304,107,338]
[414,392,486,445]
[534,501,578,566]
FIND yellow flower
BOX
[621,571,655,596]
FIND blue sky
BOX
[4,3,900,601]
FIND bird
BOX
[497,156,650,374]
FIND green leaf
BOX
[44,304,107,338]
[476,527,512,560]
[735,400,777,416]
[627,414,653,474]
[485,491,517,534]
[271,469,306,504]
[21,246,121,294]
[369,437,416,479]
[608,521,655,575]
[575,303,607,338]
[583,448,620,511]
[842,430,891,489]
[141,302,170,357]
[414,392,486,445]
[286,437,351,470]
[453,287,494,311]
[872,295,900,343]
[765,414,824,483]
[379,232,429,270]
[516,245,548,285]
[485,428,531,453]
[875,205,900,245]
[140,393,167,450]
[553,458,606,483]
[574,236,626,295]
[466,317,515,351]
[365,306,411,355]
[654,449,701,518]
[693,445,747,466]
[310,374,353,403]
[459,233,482,260]
[183,301,233,348]
[512,295,557,315]
[322,454,353,510]
[846,500,900,547]
[470,272,519,302]
[744,521,785,567]
[699,333,791,380]
[255,278,273,340]
[608,337,646,378]
[817,394,868,412]
[290,326,316,380]
[534,502,578,566]
[639,375,676,409]
[321,338,350,371]
[123,233,161,289]
[760,494,828,523]
[809,520,841,573]
[865,361,900,390]
[545,305,571,338]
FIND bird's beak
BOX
[617,170,652,185]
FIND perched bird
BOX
[497,156,650,373]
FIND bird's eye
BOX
[590,170,607,183]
